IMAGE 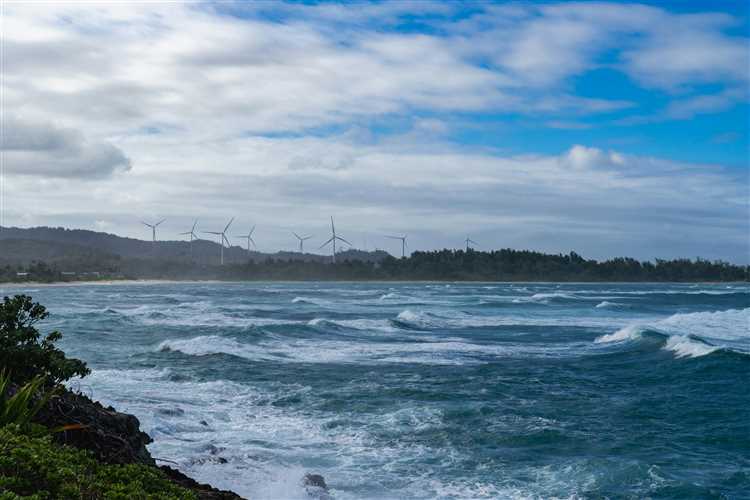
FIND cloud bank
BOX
[1,1,747,262]
[2,116,131,178]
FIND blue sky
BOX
[217,0,749,167]
[2,1,748,262]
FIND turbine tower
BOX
[141,218,165,243]
[319,216,351,263]
[236,226,256,254]
[203,217,234,265]
[386,234,408,258]
[178,218,199,259]
[293,232,312,253]
[465,236,478,251]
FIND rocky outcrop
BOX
[33,387,331,499]
[33,387,154,465]
[160,465,244,500]
[303,473,331,499]
[33,387,247,499]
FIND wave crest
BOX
[596,308,749,358]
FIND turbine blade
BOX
[204,231,222,235]
[191,219,198,232]
[330,216,335,234]
[224,217,234,233]
[319,237,334,249]
[249,237,256,247]
[155,219,166,226]
[336,236,352,246]
[293,231,301,240]
[141,222,152,228]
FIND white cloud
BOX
[3,127,746,260]
[0,2,747,261]
[665,88,747,119]
[622,19,748,90]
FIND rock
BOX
[188,455,229,466]
[156,406,185,416]
[303,473,331,499]
[303,474,328,490]
[160,465,245,500]
[33,387,154,465]
[32,387,247,499]
[205,443,224,455]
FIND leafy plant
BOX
[0,372,55,430]
[0,425,196,499]
[0,295,89,385]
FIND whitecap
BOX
[663,335,718,358]
[595,324,643,344]
[596,308,749,358]
[307,317,399,333]
[595,300,623,309]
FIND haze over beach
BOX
[0,2,749,500]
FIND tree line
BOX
[2,249,747,282]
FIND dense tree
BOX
[0,249,746,283]
[0,295,90,385]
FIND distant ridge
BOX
[0,226,389,265]
[1,226,746,283]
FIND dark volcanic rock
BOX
[303,474,328,490]
[303,473,331,499]
[34,387,154,465]
[33,387,247,499]
[160,466,245,500]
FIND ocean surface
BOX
[1,281,748,499]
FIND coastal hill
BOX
[1,226,747,282]
[0,226,389,266]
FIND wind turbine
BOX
[465,236,478,251]
[141,218,165,243]
[178,218,199,259]
[386,234,408,258]
[203,217,234,265]
[236,226,256,255]
[319,216,351,263]
[293,232,313,253]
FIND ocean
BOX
[2,281,748,499]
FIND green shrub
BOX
[0,295,89,385]
[0,425,196,499]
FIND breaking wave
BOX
[596,308,749,358]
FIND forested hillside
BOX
[0,226,388,266]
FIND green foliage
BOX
[0,295,90,385]
[0,425,196,499]
[1,249,747,283]
[0,373,57,432]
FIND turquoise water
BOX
[2,282,748,499]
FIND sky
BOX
[1,0,748,263]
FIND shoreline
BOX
[1,278,748,287]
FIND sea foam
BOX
[596,308,749,358]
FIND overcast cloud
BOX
[1,1,747,262]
